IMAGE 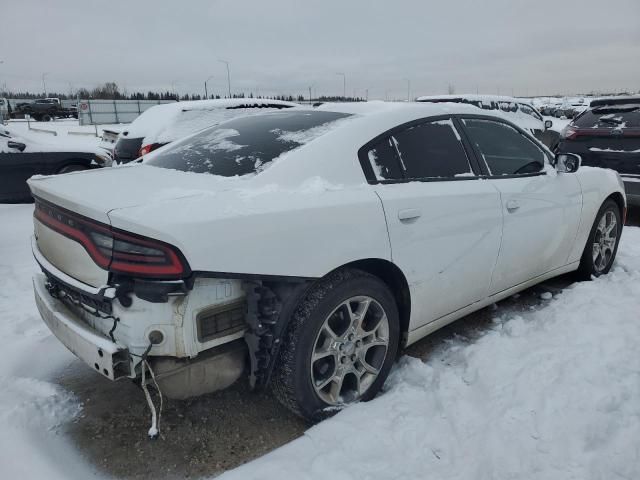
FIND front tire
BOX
[272,268,399,422]
[577,199,622,279]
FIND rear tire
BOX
[41,114,52,122]
[272,268,399,422]
[576,199,622,279]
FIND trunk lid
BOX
[28,164,244,287]
[27,164,243,221]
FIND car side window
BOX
[462,118,546,175]
[367,137,403,181]
[389,120,473,179]
[518,103,543,121]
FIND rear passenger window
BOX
[463,119,545,175]
[367,137,403,181]
[391,120,473,179]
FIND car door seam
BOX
[374,190,394,262]
[486,183,505,294]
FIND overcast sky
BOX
[2,0,639,99]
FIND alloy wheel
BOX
[310,295,390,405]
[592,210,617,272]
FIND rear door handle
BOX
[398,208,422,221]
[506,199,520,213]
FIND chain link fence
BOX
[77,99,176,125]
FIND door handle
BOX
[398,208,422,221]
[506,199,520,213]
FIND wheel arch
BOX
[606,191,626,221]
[333,258,412,346]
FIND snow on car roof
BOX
[0,125,105,155]
[123,98,300,145]
[313,100,506,123]
[590,96,640,108]
[416,94,526,103]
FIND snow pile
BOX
[0,205,99,480]
[222,228,640,480]
[0,204,639,479]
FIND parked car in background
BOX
[539,104,560,116]
[0,98,9,121]
[28,102,624,424]
[0,126,112,202]
[112,98,299,163]
[557,96,640,206]
[13,98,77,121]
[416,95,560,149]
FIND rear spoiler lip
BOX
[589,96,640,108]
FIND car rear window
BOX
[146,111,351,177]
[574,105,640,128]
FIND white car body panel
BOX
[486,169,583,294]
[567,166,625,264]
[34,217,110,288]
[27,102,626,362]
[374,180,502,327]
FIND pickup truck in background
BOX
[13,98,78,121]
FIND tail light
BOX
[34,198,190,279]
[561,126,579,140]
[139,144,155,157]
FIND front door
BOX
[459,117,582,294]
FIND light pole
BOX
[219,60,231,97]
[205,75,214,99]
[42,72,49,97]
[404,78,411,102]
[336,72,345,99]
[308,84,315,103]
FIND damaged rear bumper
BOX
[33,273,131,380]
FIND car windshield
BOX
[146,110,351,177]
[574,105,640,128]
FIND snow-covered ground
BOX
[0,203,638,479]
[0,204,102,479]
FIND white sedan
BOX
[28,102,625,422]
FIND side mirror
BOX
[556,153,581,173]
[7,140,26,152]
[544,119,553,130]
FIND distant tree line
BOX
[1,81,364,102]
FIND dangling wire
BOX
[146,359,163,437]
[140,358,163,439]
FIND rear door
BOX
[363,117,503,328]
[459,116,582,294]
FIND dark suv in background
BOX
[557,96,640,206]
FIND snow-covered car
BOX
[0,126,112,202]
[416,94,560,149]
[28,102,625,424]
[112,98,299,163]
